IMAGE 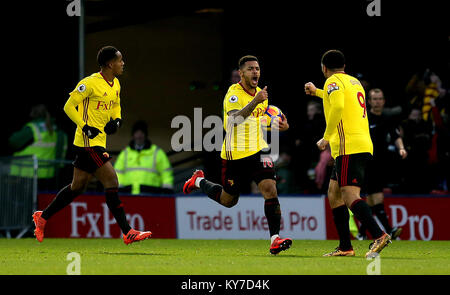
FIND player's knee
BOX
[110,178,119,188]
[103,176,119,189]
[259,181,277,199]
[222,196,238,208]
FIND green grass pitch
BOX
[0,239,449,275]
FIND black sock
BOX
[105,188,131,234]
[199,179,223,204]
[358,220,368,237]
[358,206,372,237]
[332,205,352,250]
[372,203,392,233]
[41,184,80,220]
[264,198,281,237]
[351,199,383,239]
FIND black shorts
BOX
[221,151,276,196]
[330,152,372,188]
[72,146,112,174]
[364,156,385,194]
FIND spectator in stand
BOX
[114,120,174,195]
[314,145,333,194]
[292,100,326,193]
[8,104,68,190]
[405,69,447,121]
[230,69,241,84]
[275,149,298,194]
[355,73,371,92]
[400,107,433,193]
[428,97,450,193]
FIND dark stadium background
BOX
[2,0,448,170]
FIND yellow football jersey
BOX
[221,82,269,160]
[315,73,373,159]
[66,72,121,148]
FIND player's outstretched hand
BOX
[255,86,268,103]
[305,82,317,96]
[82,124,102,139]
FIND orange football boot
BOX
[183,170,204,194]
[270,237,293,255]
[123,229,152,245]
[323,247,355,257]
[366,232,392,258]
[32,211,47,243]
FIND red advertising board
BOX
[325,196,450,240]
[38,194,176,239]
[39,193,450,240]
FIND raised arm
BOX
[305,82,324,99]
[228,86,268,125]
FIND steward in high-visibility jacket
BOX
[114,121,173,195]
[8,105,68,179]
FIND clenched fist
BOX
[304,82,317,96]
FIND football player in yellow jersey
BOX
[32,46,152,245]
[305,50,391,258]
[184,56,293,254]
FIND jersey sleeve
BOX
[323,77,345,141]
[68,78,93,105]
[223,89,244,115]
[64,78,93,128]
[315,88,325,99]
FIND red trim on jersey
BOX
[225,121,233,160]
[238,82,256,97]
[337,122,342,155]
[337,120,345,156]
[99,71,114,87]
[83,98,90,147]
[341,125,344,155]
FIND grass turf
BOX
[0,238,449,275]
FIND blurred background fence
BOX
[0,156,37,238]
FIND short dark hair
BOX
[238,55,259,69]
[97,46,119,67]
[132,120,148,136]
[321,50,345,70]
[368,88,385,100]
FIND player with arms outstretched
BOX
[305,50,391,258]
[32,46,152,245]
[183,55,292,254]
